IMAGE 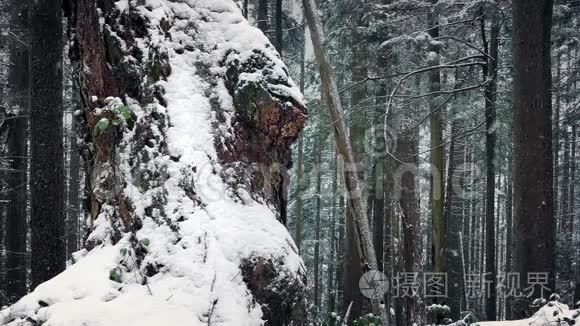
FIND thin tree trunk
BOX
[67,109,81,256]
[383,155,394,326]
[427,0,447,275]
[511,0,556,318]
[445,119,466,320]
[303,0,381,319]
[328,150,338,321]
[257,0,269,32]
[482,12,499,321]
[274,0,283,54]
[313,137,323,308]
[569,122,576,237]
[243,0,249,18]
[554,55,561,220]
[337,193,346,314]
[561,126,570,232]
[372,161,384,273]
[294,27,305,252]
[29,0,66,289]
[505,157,514,318]
[574,123,580,304]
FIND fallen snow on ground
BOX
[477,302,580,326]
[0,0,304,325]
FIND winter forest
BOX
[0,0,578,325]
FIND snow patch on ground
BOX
[477,302,580,326]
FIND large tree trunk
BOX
[344,22,370,321]
[395,125,423,325]
[1,1,307,325]
[29,0,66,289]
[4,0,29,304]
[511,0,556,319]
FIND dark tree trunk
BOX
[505,157,514,318]
[511,0,555,318]
[327,151,338,321]
[445,119,466,321]
[243,0,249,18]
[574,124,580,304]
[257,0,269,32]
[274,0,283,54]
[313,137,323,308]
[372,160,384,272]
[343,24,370,321]
[4,0,29,303]
[395,126,423,324]
[569,122,576,239]
[336,193,346,314]
[482,13,499,321]
[29,0,66,289]
[561,126,570,232]
[553,56,561,219]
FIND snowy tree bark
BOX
[1,0,307,325]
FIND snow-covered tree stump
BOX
[0,0,307,325]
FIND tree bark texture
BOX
[29,0,66,289]
[511,0,556,318]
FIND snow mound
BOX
[477,302,580,326]
[0,0,306,325]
